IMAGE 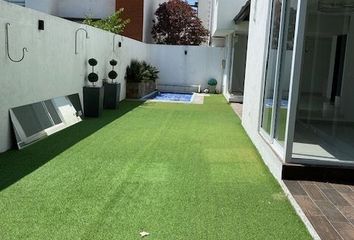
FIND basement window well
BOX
[10,94,82,149]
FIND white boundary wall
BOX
[149,44,224,92]
[0,1,225,152]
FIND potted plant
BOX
[103,59,121,109]
[83,58,104,117]
[208,78,218,94]
[125,60,159,99]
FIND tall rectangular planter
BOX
[83,86,104,118]
[103,82,121,109]
[126,81,156,99]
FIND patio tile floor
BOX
[285,180,354,240]
[230,102,243,118]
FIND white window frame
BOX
[258,0,307,162]
[283,0,308,162]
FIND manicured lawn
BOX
[0,96,310,239]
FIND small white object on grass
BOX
[139,231,150,238]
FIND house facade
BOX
[238,0,354,179]
[211,0,250,102]
[6,0,116,20]
[8,0,215,43]
[210,0,354,179]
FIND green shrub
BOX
[126,60,159,83]
[143,63,159,82]
[83,8,130,34]
[208,78,217,86]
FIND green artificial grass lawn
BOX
[0,96,310,240]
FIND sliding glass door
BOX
[260,0,354,167]
[260,0,299,153]
[290,0,354,166]
[261,0,282,136]
[274,0,298,145]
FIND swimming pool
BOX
[148,92,194,103]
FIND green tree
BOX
[84,8,130,34]
[152,0,209,45]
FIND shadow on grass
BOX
[0,100,143,192]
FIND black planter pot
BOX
[83,86,104,117]
[103,82,121,109]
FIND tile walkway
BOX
[230,103,243,118]
[285,180,354,240]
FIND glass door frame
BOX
[258,0,308,162]
[283,0,308,163]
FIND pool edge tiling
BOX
[146,92,205,104]
[149,92,193,103]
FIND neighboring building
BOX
[6,0,116,21]
[117,0,215,43]
[6,0,215,43]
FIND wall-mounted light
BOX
[184,50,188,55]
[38,20,44,30]
[113,35,123,51]
[222,59,226,69]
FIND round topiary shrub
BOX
[108,70,118,80]
[87,58,99,86]
[208,78,217,86]
[88,72,98,83]
[88,58,98,66]
[207,78,218,94]
[110,59,118,66]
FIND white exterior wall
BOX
[0,1,147,152]
[23,0,115,19]
[0,1,224,153]
[242,0,284,180]
[143,0,165,43]
[149,44,224,91]
[221,34,233,95]
[212,0,248,36]
[197,0,213,35]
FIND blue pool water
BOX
[149,92,193,102]
[265,99,288,108]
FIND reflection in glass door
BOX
[260,0,299,150]
[261,0,282,136]
[274,0,298,145]
[292,0,354,166]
